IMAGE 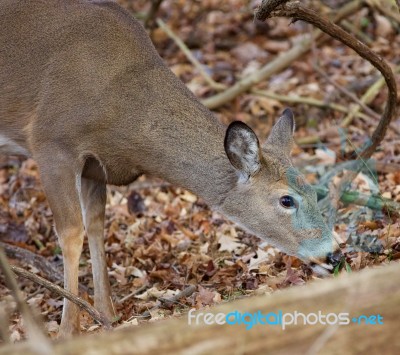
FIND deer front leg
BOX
[35,156,85,337]
[80,177,115,321]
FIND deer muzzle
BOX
[309,249,344,276]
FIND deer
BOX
[0,0,343,337]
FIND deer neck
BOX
[146,111,238,208]
[110,65,238,207]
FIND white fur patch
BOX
[228,129,260,177]
[0,134,29,156]
[75,173,87,228]
[310,264,332,277]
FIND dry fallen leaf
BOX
[196,285,217,307]
[248,248,275,271]
[217,233,244,253]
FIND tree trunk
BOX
[1,262,399,355]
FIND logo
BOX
[188,309,383,330]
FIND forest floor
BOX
[0,0,399,341]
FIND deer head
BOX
[222,109,342,274]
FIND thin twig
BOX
[312,64,381,120]
[341,20,373,45]
[314,63,400,134]
[252,89,375,121]
[117,284,149,305]
[293,157,400,174]
[141,284,196,318]
[158,284,197,307]
[252,88,385,144]
[0,247,52,354]
[341,66,400,131]
[156,19,227,91]
[314,185,400,215]
[10,265,112,329]
[341,77,384,127]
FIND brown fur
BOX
[1,0,340,337]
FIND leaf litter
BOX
[0,0,399,340]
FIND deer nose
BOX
[326,250,343,268]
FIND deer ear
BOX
[265,108,295,156]
[224,121,261,180]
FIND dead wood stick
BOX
[342,73,387,127]
[9,265,111,329]
[252,89,400,142]
[341,66,400,135]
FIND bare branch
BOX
[255,0,291,20]
[10,265,112,329]
[255,0,397,162]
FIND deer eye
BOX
[280,195,297,209]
